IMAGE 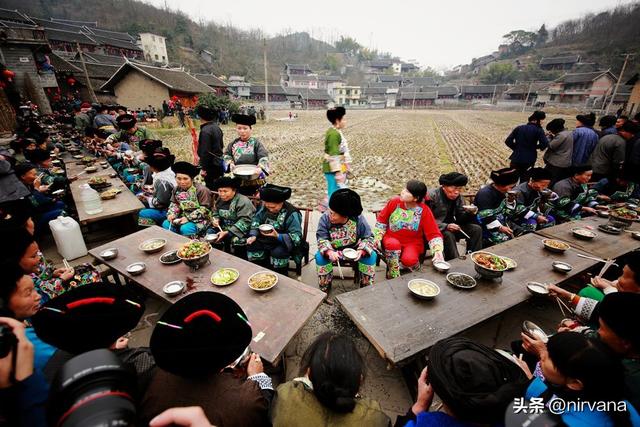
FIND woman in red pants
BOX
[374,180,444,279]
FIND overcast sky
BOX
[144,0,635,69]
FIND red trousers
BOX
[383,236,423,267]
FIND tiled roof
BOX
[400,91,437,100]
[48,52,82,73]
[250,85,288,95]
[0,8,34,25]
[45,28,97,45]
[89,34,141,51]
[101,62,213,94]
[193,73,228,87]
[559,71,615,84]
[505,82,552,95]
[69,61,120,79]
[377,74,403,82]
[83,26,135,42]
[460,85,508,94]
[539,55,580,66]
[31,17,84,32]
[80,52,127,65]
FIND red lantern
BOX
[67,77,76,86]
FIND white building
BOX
[138,33,168,65]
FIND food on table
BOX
[84,166,97,173]
[141,239,167,251]
[73,154,83,159]
[178,241,211,259]
[249,272,278,290]
[543,239,570,250]
[100,188,121,199]
[572,228,596,238]
[160,250,179,264]
[502,257,517,269]
[598,224,622,234]
[211,268,240,286]
[82,156,95,163]
[446,273,476,289]
[89,176,107,185]
[611,207,638,220]
[472,252,508,271]
[51,167,65,175]
[408,279,440,297]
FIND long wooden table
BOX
[535,215,640,260]
[60,151,144,225]
[336,233,598,366]
[90,226,326,365]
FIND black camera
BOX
[48,349,138,427]
[0,325,17,359]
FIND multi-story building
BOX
[138,33,169,65]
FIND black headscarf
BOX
[439,172,468,187]
[329,188,362,218]
[171,161,199,178]
[490,168,518,186]
[231,114,256,127]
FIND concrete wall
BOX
[139,33,169,65]
[113,71,169,110]
[0,45,52,113]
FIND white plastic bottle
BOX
[49,216,88,260]
[80,184,103,215]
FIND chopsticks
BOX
[555,296,572,317]
[597,259,615,279]
[336,258,345,280]
[575,253,619,267]
[62,258,72,270]
[459,229,471,239]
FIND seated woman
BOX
[551,164,600,222]
[513,167,556,232]
[271,332,390,427]
[374,180,444,279]
[140,292,272,427]
[163,161,212,237]
[224,114,269,196]
[210,176,255,257]
[316,189,376,293]
[594,167,638,204]
[138,147,176,227]
[520,332,640,427]
[247,184,301,275]
[397,337,529,427]
[14,162,66,236]
[25,149,66,191]
[474,167,523,245]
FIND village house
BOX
[470,54,498,74]
[539,55,581,71]
[227,76,250,99]
[399,91,437,108]
[333,85,363,107]
[365,59,394,74]
[376,74,403,86]
[284,74,319,89]
[316,75,343,92]
[198,49,215,64]
[287,87,331,109]
[403,76,438,87]
[100,61,213,110]
[193,73,228,97]
[138,33,169,65]
[503,82,552,102]
[460,84,508,101]
[546,71,616,107]
[249,85,289,103]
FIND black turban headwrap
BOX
[439,172,469,187]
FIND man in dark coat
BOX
[427,172,482,260]
[504,110,548,183]
[197,105,225,190]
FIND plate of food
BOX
[211,268,240,286]
[88,176,111,190]
[342,248,358,261]
[159,250,180,265]
[139,238,167,254]
[552,261,573,273]
[408,279,440,300]
[248,271,278,292]
[446,272,477,289]
[502,256,517,270]
[84,166,98,173]
[51,167,65,175]
[73,154,83,159]
[542,239,570,253]
[100,188,121,200]
[471,252,508,271]
[598,224,622,235]
[610,207,638,221]
[571,227,596,240]
[177,241,212,270]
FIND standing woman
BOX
[543,118,573,185]
[224,114,269,196]
[163,161,212,237]
[323,107,350,199]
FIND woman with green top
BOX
[323,107,351,198]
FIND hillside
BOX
[3,0,340,81]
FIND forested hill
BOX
[2,0,342,81]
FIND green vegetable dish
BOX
[211,268,240,286]
[178,241,211,259]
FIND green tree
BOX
[479,63,517,84]
[537,24,549,45]
[335,36,361,56]
[196,92,239,114]
[324,54,343,72]
[503,30,538,47]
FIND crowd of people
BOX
[2,98,640,426]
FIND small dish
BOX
[204,233,219,244]
[598,224,622,235]
[527,282,549,296]
[632,231,640,241]
[522,320,549,343]
[502,256,517,270]
[159,250,180,265]
[99,247,118,260]
[139,238,167,253]
[126,262,146,275]
[163,280,185,297]
[542,239,570,253]
[408,279,440,300]
[84,166,97,173]
[446,272,477,289]
[258,224,275,234]
[572,227,596,240]
[552,261,573,273]
[73,154,83,159]
[342,248,358,261]
[433,261,451,273]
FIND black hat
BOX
[231,114,256,127]
[529,167,552,182]
[147,147,174,171]
[599,115,617,129]
[329,188,363,218]
[599,292,640,350]
[571,164,592,175]
[620,121,640,135]
[25,148,50,163]
[259,183,292,203]
[197,105,216,121]
[546,118,565,134]
[14,162,37,177]
[171,161,200,178]
[326,106,346,124]
[528,110,546,122]
[428,337,529,424]
[439,172,469,186]
[139,139,163,155]
[150,292,252,377]
[31,283,145,355]
[212,176,240,190]
[0,198,34,231]
[490,168,519,186]
[116,113,136,130]
[576,112,596,127]
[406,180,427,203]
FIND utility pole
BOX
[606,53,633,114]
[491,84,497,105]
[77,42,97,103]
[522,81,533,112]
[263,38,268,120]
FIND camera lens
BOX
[48,349,137,427]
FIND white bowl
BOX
[163,280,185,297]
[126,262,146,275]
[99,247,118,260]
[258,224,274,234]
[408,279,440,300]
[342,248,358,261]
[526,282,549,296]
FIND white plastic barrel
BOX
[79,184,103,215]
[49,216,88,260]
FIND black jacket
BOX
[197,121,224,172]
[427,187,475,231]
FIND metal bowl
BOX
[342,248,358,261]
[542,239,570,253]
[470,252,506,279]
[84,166,98,173]
[258,224,274,234]
[522,320,549,343]
[233,165,261,180]
[598,223,622,235]
[126,262,146,275]
[159,250,181,265]
[163,280,185,297]
[433,261,451,273]
[552,261,573,273]
[632,232,640,241]
[138,238,167,254]
[526,282,549,296]
[248,271,279,292]
[571,227,596,240]
[204,233,219,243]
[408,279,440,300]
[446,272,477,289]
[596,210,610,218]
[99,247,118,260]
[178,244,212,271]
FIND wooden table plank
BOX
[89,226,325,365]
[61,152,144,225]
[336,233,598,365]
[535,216,640,260]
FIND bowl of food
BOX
[462,204,478,214]
[211,268,240,286]
[88,176,111,190]
[598,223,622,235]
[258,224,275,235]
[73,154,83,159]
[542,239,570,253]
[233,165,262,180]
[99,247,118,260]
[502,256,517,270]
[100,188,120,200]
[572,227,596,240]
[433,261,451,273]
[81,156,95,165]
[552,261,573,273]
[522,320,549,343]
[248,271,278,292]
[631,231,640,241]
[101,164,109,169]
[204,233,219,244]
[163,280,185,297]
[408,279,440,300]
[100,161,108,166]
[471,251,508,279]
[610,207,638,226]
[109,173,118,178]
[84,166,98,173]
[596,210,610,218]
[446,272,477,289]
[526,282,549,296]
[125,167,140,175]
[342,248,358,261]
[159,250,180,265]
[139,238,167,254]
[126,262,146,276]
[177,241,212,270]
